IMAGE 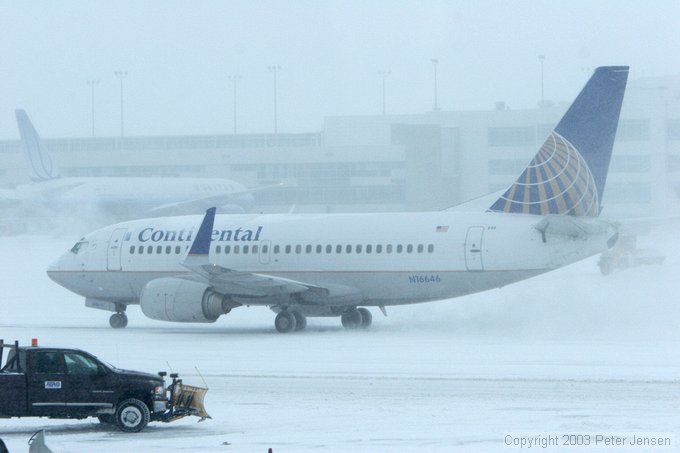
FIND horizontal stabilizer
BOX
[534,215,616,240]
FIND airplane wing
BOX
[147,183,283,216]
[183,262,322,297]
[180,207,357,304]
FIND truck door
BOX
[27,350,67,417]
[107,228,128,271]
[464,226,485,271]
[63,351,115,417]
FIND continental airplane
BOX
[1,110,257,220]
[47,66,628,332]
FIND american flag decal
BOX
[436,225,449,232]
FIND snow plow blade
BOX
[165,382,211,422]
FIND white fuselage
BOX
[47,211,616,308]
[12,177,253,218]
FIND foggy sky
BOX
[1,0,679,139]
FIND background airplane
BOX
[47,66,628,332]
[1,110,260,226]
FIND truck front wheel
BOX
[115,398,150,433]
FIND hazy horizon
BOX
[1,0,679,139]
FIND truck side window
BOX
[64,353,100,376]
[35,352,66,374]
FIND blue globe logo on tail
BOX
[489,131,599,216]
[489,66,629,217]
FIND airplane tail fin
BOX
[488,66,629,216]
[15,109,60,182]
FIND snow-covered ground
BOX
[0,229,679,452]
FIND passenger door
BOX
[464,226,485,271]
[107,228,128,271]
[63,352,116,417]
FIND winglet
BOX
[15,109,60,182]
[183,207,216,266]
[488,66,628,217]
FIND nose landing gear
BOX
[109,311,128,329]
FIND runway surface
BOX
[0,232,678,452]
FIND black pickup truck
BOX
[0,339,209,432]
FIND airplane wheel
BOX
[341,308,363,329]
[109,313,128,329]
[292,311,307,331]
[357,308,372,328]
[275,311,297,333]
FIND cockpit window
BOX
[70,240,89,254]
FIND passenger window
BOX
[336,244,342,254]
[386,244,392,253]
[130,246,135,254]
[346,245,352,253]
[243,245,249,254]
[366,245,372,254]
[316,245,322,254]
[175,246,181,254]
[306,245,312,254]
[356,245,362,254]
[417,244,423,253]
[326,245,332,254]
[285,245,291,254]
[407,244,413,253]
[397,245,403,253]
[138,246,144,254]
[225,245,231,254]
[295,245,302,254]
[376,244,382,253]
[274,245,280,254]
[216,245,221,254]
[156,245,162,254]
[166,246,171,254]
[234,245,240,254]
[147,246,153,254]
[428,244,434,253]
[252,245,259,254]
[262,245,269,253]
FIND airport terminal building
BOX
[1,75,679,220]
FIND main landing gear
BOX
[274,310,307,333]
[341,307,372,330]
[273,307,373,333]
[109,311,128,329]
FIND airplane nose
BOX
[46,258,60,281]
[46,255,66,285]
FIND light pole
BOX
[228,74,242,134]
[379,70,391,115]
[267,65,281,134]
[114,70,128,136]
[431,59,440,111]
[86,79,99,136]
[538,55,545,108]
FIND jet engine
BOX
[140,277,239,322]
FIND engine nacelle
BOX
[140,277,238,323]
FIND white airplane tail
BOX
[15,109,60,182]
